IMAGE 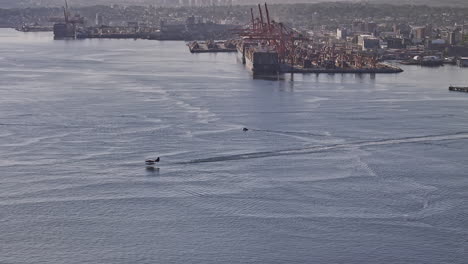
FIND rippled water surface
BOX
[1,29,468,263]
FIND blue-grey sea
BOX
[1,29,467,263]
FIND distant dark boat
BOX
[449,86,468,93]
[16,25,53,32]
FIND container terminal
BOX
[189,3,403,75]
[51,1,402,75]
[236,3,403,75]
[8,1,468,64]
[54,1,468,75]
[40,1,465,74]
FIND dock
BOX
[449,86,468,93]
[188,40,237,53]
[284,64,403,74]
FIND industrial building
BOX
[458,57,468,67]
[357,35,380,51]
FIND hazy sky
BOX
[1,0,334,8]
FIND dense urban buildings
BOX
[1,2,468,63]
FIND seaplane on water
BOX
[145,157,160,166]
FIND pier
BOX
[282,63,403,74]
[188,40,237,53]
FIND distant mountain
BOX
[1,0,467,9]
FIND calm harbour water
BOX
[1,29,468,263]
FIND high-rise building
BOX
[414,27,426,39]
[365,22,377,35]
[95,13,103,26]
[352,21,365,32]
[336,28,348,39]
[449,28,462,45]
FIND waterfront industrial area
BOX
[2,1,468,76]
[2,2,468,264]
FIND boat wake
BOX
[183,132,468,164]
[250,128,330,138]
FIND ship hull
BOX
[242,47,279,75]
[53,23,76,39]
[245,56,279,75]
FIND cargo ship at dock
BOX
[53,23,76,39]
[237,40,402,75]
[52,0,84,39]
[237,41,280,75]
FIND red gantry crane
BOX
[234,3,379,70]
